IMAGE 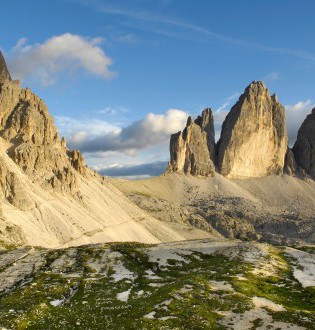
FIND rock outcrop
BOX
[217,81,288,178]
[167,108,216,176]
[293,108,315,179]
[0,52,185,248]
[67,150,86,175]
[0,52,86,195]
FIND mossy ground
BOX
[0,241,314,329]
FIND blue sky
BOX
[1,0,315,178]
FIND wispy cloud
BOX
[8,33,116,85]
[97,106,129,115]
[114,33,139,44]
[264,71,280,82]
[99,5,248,46]
[95,4,315,62]
[212,93,240,141]
[215,93,240,113]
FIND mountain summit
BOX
[0,51,11,83]
[0,52,314,249]
[217,81,288,178]
[167,108,216,176]
[166,81,315,182]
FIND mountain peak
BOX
[245,81,267,95]
[167,108,216,176]
[0,51,11,83]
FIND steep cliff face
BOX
[217,81,288,178]
[293,108,315,179]
[0,52,86,196]
[0,51,11,83]
[167,108,216,176]
[0,52,190,248]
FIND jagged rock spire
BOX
[0,51,11,83]
[167,108,216,176]
[0,51,86,196]
[217,81,288,178]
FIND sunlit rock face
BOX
[293,108,315,179]
[167,108,216,176]
[0,52,86,196]
[217,81,288,179]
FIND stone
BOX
[292,108,315,179]
[167,108,216,176]
[217,81,288,178]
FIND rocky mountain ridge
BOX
[0,51,314,248]
[0,52,205,248]
[168,81,314,181]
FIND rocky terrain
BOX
[0,51,314,330]
[112,173,315,246]
[0,51,314,249]
[0,52,212,248]
[0,239,314,329]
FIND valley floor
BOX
[0,238,314,329]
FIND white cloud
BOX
[55,116,120,138]
[8,33,116,85]
[66,109,188,153]
[285,99,315,146]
